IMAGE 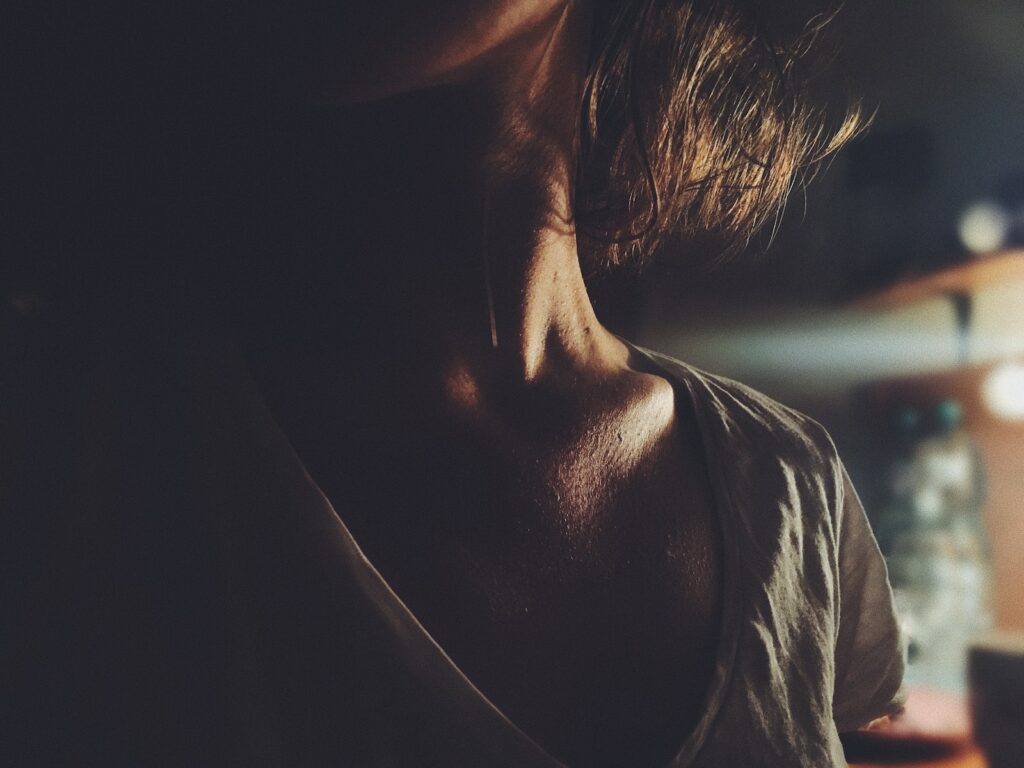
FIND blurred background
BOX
[594,2,1024,763]
[3,1,1021,765]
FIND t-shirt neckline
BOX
[289,341,743,768]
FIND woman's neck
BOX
[336,3,612,375]
[235,3,630,437]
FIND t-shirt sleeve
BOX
[832,461,907,733]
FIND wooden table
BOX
[851,745,988,768]
[848,687,989,768]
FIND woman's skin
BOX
[237,2,723,765]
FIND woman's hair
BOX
[2,1,861,279]
[576,0,863,269]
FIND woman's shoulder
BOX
[628,342,842,474]
[627,341,852,551]
[629,344,888,764]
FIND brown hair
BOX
[576,0,863,268]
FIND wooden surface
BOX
[853,250,1024,310]
[846,688,989,768]
[851,745,988,768]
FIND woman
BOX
[2,1,904,766]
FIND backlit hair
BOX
[576,0,863,268]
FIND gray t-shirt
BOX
[628,346,907,766]
[277,345,907,767]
